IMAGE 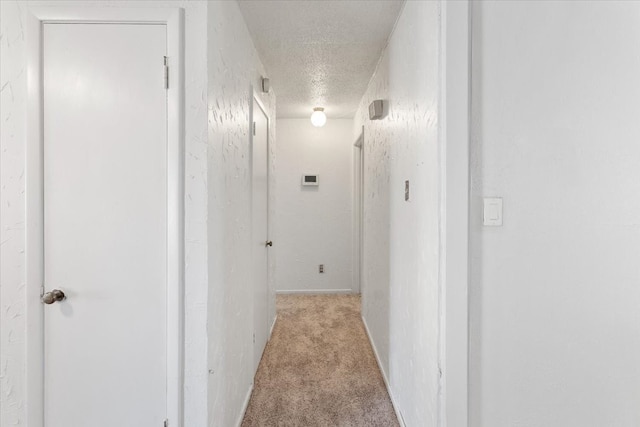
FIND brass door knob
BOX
[42,289,66,304]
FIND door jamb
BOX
[438,1,471,427]
[353,127,364,294]
[249,90,271,375]
[25,7,185,427]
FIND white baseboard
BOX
[237,317,276,426]
[269,315,277,339]
[235,383,254,427]
[276,289,355,295]
[361,315,406,427]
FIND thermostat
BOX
[302,174,319,186]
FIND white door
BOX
[252,98,270,372]
[43,23,168,426]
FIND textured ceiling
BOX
[238,0,405,118]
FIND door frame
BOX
[353,127,364,294]
[25,7,185,427]
[249,90,271,375]
[438,1,471,426]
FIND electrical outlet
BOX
[319,264,324,273]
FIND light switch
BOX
[483,198,503,226]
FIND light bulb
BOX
[310,107,327,127]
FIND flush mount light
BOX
[310,107,327,127]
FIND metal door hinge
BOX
[164,419,169,427]
[163,56,169,89]
[253,333,255,344]
[253,122,256,136]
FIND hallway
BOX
[3,1,640,426]
[242,295,399,426]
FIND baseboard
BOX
[235,383,254,427]
[237,317,276,426]
[361,315,406,427]
[276,289,355,295]
[269,315,277,339]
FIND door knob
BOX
[42,289,66,304]
[265,241,273,247]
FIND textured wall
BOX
[206,2,277,426]
[354,1,441,425]
[0,1,210,425]
[470,2,640,426]
[0,3,28,425]
[274,119,354,293]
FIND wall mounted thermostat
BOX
[302,174,319,186]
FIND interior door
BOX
[252,97,269,373]
[43,23,168,426]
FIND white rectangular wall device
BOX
[301,174,319,186]
[483,197,503,226]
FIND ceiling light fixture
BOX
[310,107,327,127]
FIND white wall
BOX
[470,2,640,426]
[0,1,210,425]
[0,4,27,424]
[275,119,353,293]
[206,2,277,426]
[0,1,277,426]
[354,1,441,425]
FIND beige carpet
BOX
[241,294,400,427]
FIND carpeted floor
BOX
[241,294,400,427]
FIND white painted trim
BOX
[241,315,275,426]
[276,289,356,295]
[250,89,272,378]
[354,130,364,148]
[26,7,185,427]
[361,315,405,427]
[235,385,254,427]
[25,12,45,427]
[255,93,277,334]
[28,6,183,23]
[269,315,278,340]
[252,92,271,250]
[165,9,186,427]
[251,89,271,266]
[438,1,471,427]
[352,126,364,294]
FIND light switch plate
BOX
[483,197,503,226]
